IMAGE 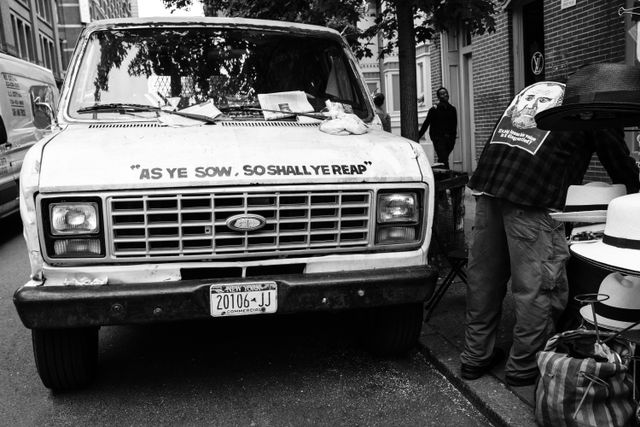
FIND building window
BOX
[447,31,458,53]
[39,34,58,74]
[10,13,35,62]
[391,73,401,112]
[417,61,425,106]
[25,25,35,60]
[417,62,424,100]
[36,0,53,24]
[462,29,472,48]
[416,55,431,108]
[10,16,17,54]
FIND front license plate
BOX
[210,282,277,317]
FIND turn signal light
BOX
[53,239,102,257]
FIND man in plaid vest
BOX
[459,81,639,386]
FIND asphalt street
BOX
[0,212,492,427]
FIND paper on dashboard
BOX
[178,99,223,119]
[257,91,314,120]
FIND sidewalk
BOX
[417,188,537,427]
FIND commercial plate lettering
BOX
[210,282,277,317]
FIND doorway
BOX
[522,0,545,86]
[513,0,545,91]
[460,51,475,172]
[441,29,475,173]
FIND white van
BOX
[13,17,437,391]
[0,53,58,218]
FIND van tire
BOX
[32,327,98,391]
[358,303,424,357]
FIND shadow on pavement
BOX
[43,311,490,427]
[0,212,23,244]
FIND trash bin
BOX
[430,169,468,261]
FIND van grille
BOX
[108,190,372,260]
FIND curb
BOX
[418,330,537,427]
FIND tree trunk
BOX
[396,2,418,141]
[376,0,385,96]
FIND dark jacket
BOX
[418,102,457,141]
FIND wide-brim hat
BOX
[550,182,626,222]
[580,272,640,331]
[571,193,640,274]
[535,63,640,130]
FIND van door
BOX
[0,116,18,218]
[0,69,57,218]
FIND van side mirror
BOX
[34,97,59,129]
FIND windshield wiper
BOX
[77,103,159,114]
[77,103,220,124]
[220,106,327,121]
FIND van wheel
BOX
[32,327,98,391]
[358,303,424,357]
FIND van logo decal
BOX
[226,214,266,232]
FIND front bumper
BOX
[14,266,437,329]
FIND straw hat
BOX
[580,272,640,331]
[550,182,626,223]
[535,63,640,130]
[571,193,640,274]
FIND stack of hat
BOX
[579,272,640,332]
[551,182,626,223]
[571,194,640,331]
[571,193,640,275]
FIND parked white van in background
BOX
[0,53,58,218]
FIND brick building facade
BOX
[0,0,136,84]
[471,13,513,161]
[431,0,639,181]
[58,0,136,70]
[0,0,64,82]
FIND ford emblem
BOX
[226,214,266,232]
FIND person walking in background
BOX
[373,93,391,132]
[418,87,457,169]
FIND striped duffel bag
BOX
[534,329,636,427]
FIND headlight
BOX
[50,203,99,235]
[42,198,104,259]
[377,193,418,223]
[376,191,422,245]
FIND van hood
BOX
[38,124,425,192]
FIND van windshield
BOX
[67,26,373,121]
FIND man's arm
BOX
[418,107,434,139]
[382,113,392,132]
[594,128,640,194]
[452,106,458,140]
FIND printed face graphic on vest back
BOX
[490,81,565,155]
[510,83,563,129]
